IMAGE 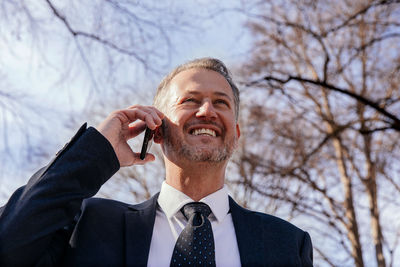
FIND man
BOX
[0,58,313,266]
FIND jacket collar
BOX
[123,193,263,266]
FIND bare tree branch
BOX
[247,75,400,130]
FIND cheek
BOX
[170,110,193,125]
[222,113,236,128]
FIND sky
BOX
[3,2,400,265]
[0,0,253,205]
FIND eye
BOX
[214,99,230,107]
[180,97,199,105]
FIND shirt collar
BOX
[157,181,230,223]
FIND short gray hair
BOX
[153,57,240,121]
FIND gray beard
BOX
[178,142,231,162]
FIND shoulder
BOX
[253,209,306,236]
[76,198,131,226]
[72,195,158,234]
[251,207,301,229]
[229,197,313,265]
[80,193,159,216]
[229,196,307,236]
[82,197,130,212]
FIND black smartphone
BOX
[140,127,154,160]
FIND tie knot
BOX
[181,202,212,220]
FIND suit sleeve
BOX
[300,231,313,266]
[0,124,120,266]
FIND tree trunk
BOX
[362,134,386,267]
[332,137,365,267]
[321,86,364,267]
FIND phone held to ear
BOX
[140,127,154,160]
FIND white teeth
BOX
[192,128,216,137]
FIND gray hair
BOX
[153,57,240,121]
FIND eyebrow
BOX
[186,90,233,101]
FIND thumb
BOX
[131,152,156,166]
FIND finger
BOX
[152,108,165,121]
[128,110,158,130]
[127,105,164,116]
[145,108,164,127]
[143,113,159,130]
[136,106,164,128]
[127,121,146,139]
[122,107,164,129]
[134,109,163,130]
[127,105,165,123]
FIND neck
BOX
[164,158,227,201]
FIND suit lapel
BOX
[229,197,265,266]
[125,193,159,267]
[124,194,265,266]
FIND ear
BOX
[236,124,241,139]
[153,126,163,144]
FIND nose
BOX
[196,100,217,119]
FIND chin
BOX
[182,146,230,163]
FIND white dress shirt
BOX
[147,181,241,267]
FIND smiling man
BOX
[155,67,240,201]
[0,58,313,266]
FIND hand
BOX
[96,105,164,167]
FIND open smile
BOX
[187,123,222,138]
[190,128,216,137]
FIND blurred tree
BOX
[0,0,249,204]
[232,0,400,266]
[0,0,192,196]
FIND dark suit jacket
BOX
[0,124,313,266]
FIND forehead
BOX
[167,68,234,100]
